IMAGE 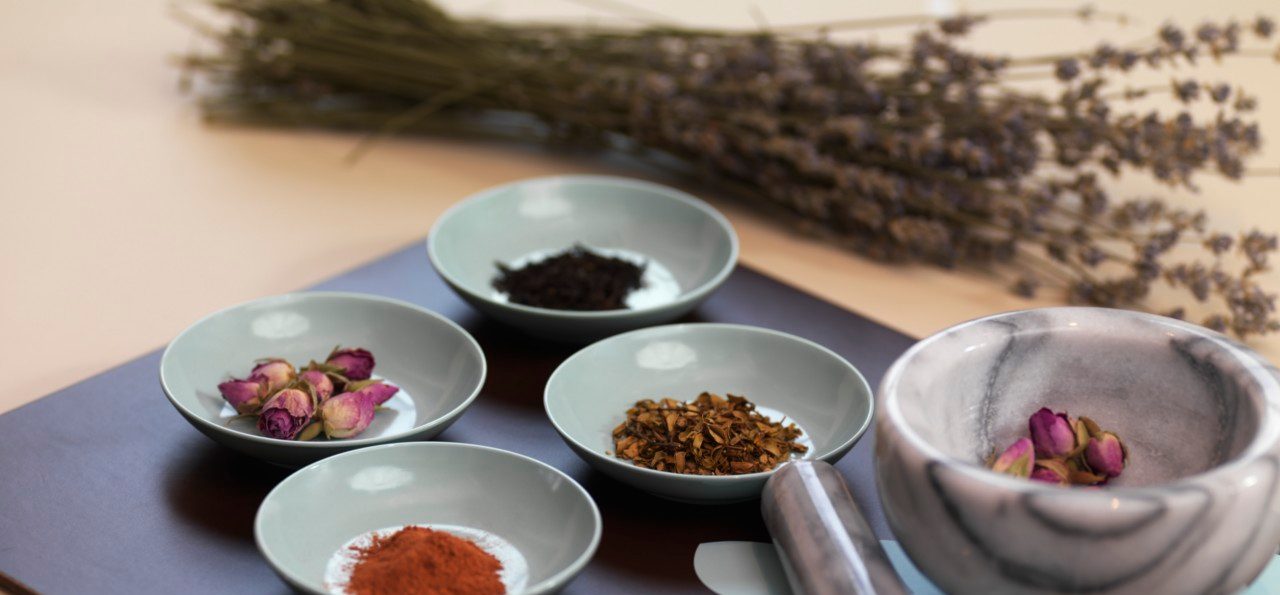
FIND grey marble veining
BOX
[876,307,1280,594]
[762,461,908,595]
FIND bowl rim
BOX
[159,291,488,449]
[426,174,740,320]
[543,322,875,483]
[253,441,603,595]
[879,306,1280,494]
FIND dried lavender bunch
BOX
[182,0,1280,337]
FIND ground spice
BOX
[612,392,808,475]
[492,243,645,311]
[346,526,505,595]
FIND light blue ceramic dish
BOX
[427,175,738,342]
[160,292,486,467]
[256,442,601,594]
[545,323,874,504]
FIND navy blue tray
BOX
[0,243,913,594]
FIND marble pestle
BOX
[761,460,908,595]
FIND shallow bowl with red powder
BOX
[255,442,601,594]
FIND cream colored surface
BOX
[2,0,1279,416]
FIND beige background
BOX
[3,0,1279,417]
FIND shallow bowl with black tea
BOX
[877,307,1280,594]
[428,175,738,342]
[544,323,874,504]
[160,292,486,467]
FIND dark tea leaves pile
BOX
[493,244,645,311]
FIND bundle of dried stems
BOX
[183,0,1280,336]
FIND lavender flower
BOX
[1256,16,1276,38]
[1054,59,1081,81]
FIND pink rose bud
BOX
[1069,418,1091,458]
[1029,408,1076,458]
[326,348,375,381]
[218,379,264,415]
[249,359,296,393]
[991,437,1035,478]
[320,391,377,439]
[299,370,334,403]
[1086,432,1126,478]
[1030,459,1070,486]
[256,388,315,440]
[354,380,400,407]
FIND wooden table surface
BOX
[3,0,1280,416]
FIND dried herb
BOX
[990,408,1127,487]
[493,244,645,311]
[183,2,1280,337]
[216,347,400,440]
[612,392,807,475]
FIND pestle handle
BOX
[761,460,909,595]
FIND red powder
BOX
[346,526,505,595]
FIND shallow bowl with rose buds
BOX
[160,292,486,467]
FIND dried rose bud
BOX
[1068,458,1107,486]
[1069,417,1091,458]
[296,422,322,441]
[1029,408,1076,458]
[256,388,315,440]
[326,347,375,381]
[1079,416,1103,438]
[347,379,400,407]
[1030,459,1070,486]
[249,359,296,393]
[218,379,264,415]
[991,438,1035,478]
[320,391,377,439]
[299,370,334,403]
[1086,432,1127,478]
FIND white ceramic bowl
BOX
[545,323,874,504]
[160,292,486,467]
[256,442,601,594]
[428,175,738,342]
[878,307,1280,594]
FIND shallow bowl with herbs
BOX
[427,175,738,342]
[256,442,601,594]
[877,307,1280,594]
[160,292,486,467]
[544,323,873,504]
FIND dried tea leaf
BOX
[611,392,807,476]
